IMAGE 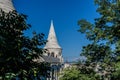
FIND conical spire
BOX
[0,0,15,13]
[44,20,61,49]
[48,20,57,42]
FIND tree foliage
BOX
[77,0,120,80]
[60,66,98,80]
[59,0,120,79]
[78,0,120,44]
[60,67,81,80]
[80,44,115,80]
[81,44,112,63]
[0,10,49,80]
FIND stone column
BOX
[47,71,51,80]
[55,70,56,80]
[54,70,56,79]
[55,70,58,80]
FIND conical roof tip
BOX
[44,20,61,49]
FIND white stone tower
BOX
[44,20,63,62]
[0,0,15,12]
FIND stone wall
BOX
[0,0,15,12]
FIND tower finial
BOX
[50,20,54,28]
[51,20,53,24]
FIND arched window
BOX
[48,53,50,56]
[59,52,61,56]
[51,52,54,57]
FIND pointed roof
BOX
[44,20,61,49]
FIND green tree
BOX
[78,0,120,80]
[80,44,114,80]
[60,67,81,80]
[78,0,120,44]
[60,66,98,80]
[0,10,49,80]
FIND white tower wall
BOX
[0,0,15,12]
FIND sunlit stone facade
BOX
[0,0,15,12]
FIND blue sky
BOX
[13,0,99,61]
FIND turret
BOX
[0,0,15,12]
[44,20,63,62]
